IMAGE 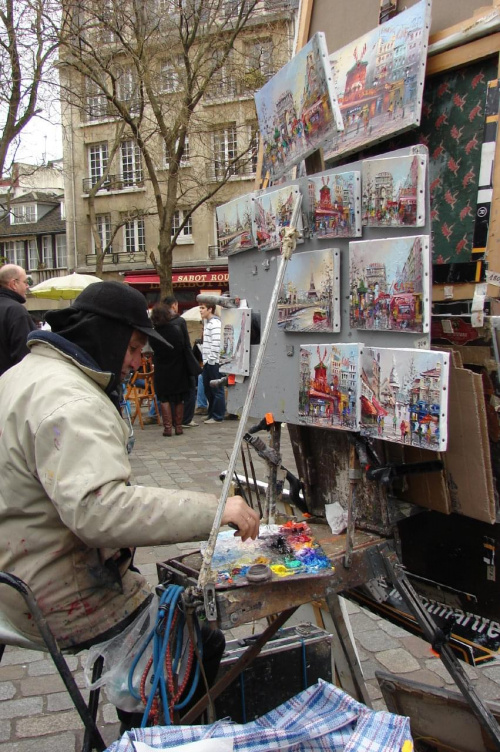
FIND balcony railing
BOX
[206,161,256,183]
[82,175,144,193]
[85,251,147,266]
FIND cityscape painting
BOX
[362,153,427,227]
[216,194,255,255]
[219,307,251,377]
[323,0,431,162]
[278,248,340,332]
[308,170,362,238]
[255,32,344,182]
[298,344,362,431]
[349,235,430,333]
[360,346,449,452]
[254,186,303,252]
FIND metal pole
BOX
[197,198,301,592]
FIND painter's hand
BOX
[222,496,260,541]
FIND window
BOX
[85,78,108,121]
[117,65,140,114]
[171,209,192,240]
[207,51,238,100]
[93,214,112,253]
[27,239,38,271]
[11,204,36,224]
[56,235,67,268]
[164,136,190,169]
[249,123,259,174]
[124,218,145,253]
[245,39,274,84]
[211,124,238,180]
[41,236,53,268]
[223,0,243,17]
[121,140,143,186]
[160,58,181,93]
[3,240,25,265]
[88,143,109,186]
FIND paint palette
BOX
[201,522,334,588]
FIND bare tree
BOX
[59,0,293,296]
[0,0,60,179]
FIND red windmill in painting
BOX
[312,347,329,393]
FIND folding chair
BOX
[0,572,106,752]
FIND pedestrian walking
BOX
[200,302,226,424]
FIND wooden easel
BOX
[125,355,160,429]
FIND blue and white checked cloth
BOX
[105,679,412,752]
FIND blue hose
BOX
[127,585,203,726]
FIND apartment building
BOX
[60,0,298,309]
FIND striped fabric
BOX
[105,679,412,752]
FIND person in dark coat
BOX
[0,264,36,376]
[150,295,193,436]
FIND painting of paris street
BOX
[298,344,362,431]
[278,248,340,332]
[219,307,251,377]
[362,153,427,227]
[216,194,256,256]
[255,32,343,182]
[360,346,449,452]
[308,170,362,238]
[254,186,303,252]
[349,235,430,333]
[324,0,431,162]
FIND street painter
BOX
[0,282,259,727]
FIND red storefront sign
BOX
[125,271,229,286]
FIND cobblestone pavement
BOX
[2,416,500,750]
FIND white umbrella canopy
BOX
[181,304,221,321]
[29,272,102,301]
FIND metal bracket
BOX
[203,584,217,622]
[380,545,500,750]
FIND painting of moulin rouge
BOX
[324,0,431,162]
[299,344,362,430]
[216,194,256,256]
[361,153,427,227]
[278,248,340,332]
[219,307,251,377]
[255,32,343,182]
[254,186,303,252]
[308,170,361,238]
[349,235,430,333]
[360,346,449,451]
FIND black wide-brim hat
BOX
[46,281,172,347]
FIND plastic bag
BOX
[84,596,158,712]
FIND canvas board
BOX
[255,32,343,183]
[308,170,362,238]
[219,306,251,377]
[278,248,340,333]
[298,343,362,431]
[362,153,427,227]
[253,186,303,252]
[349,235,430,333]
[323,0,431,163]
[216,194,256,256]
[360,346,449,452]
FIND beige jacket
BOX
[0,335,218,648]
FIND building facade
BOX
[60,0,298,310]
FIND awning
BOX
[125,270,229,286]
[360,395,377,417]
[372,397,388,417]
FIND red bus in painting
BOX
[390,293,415,326]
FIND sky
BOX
[15,115,63,165]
